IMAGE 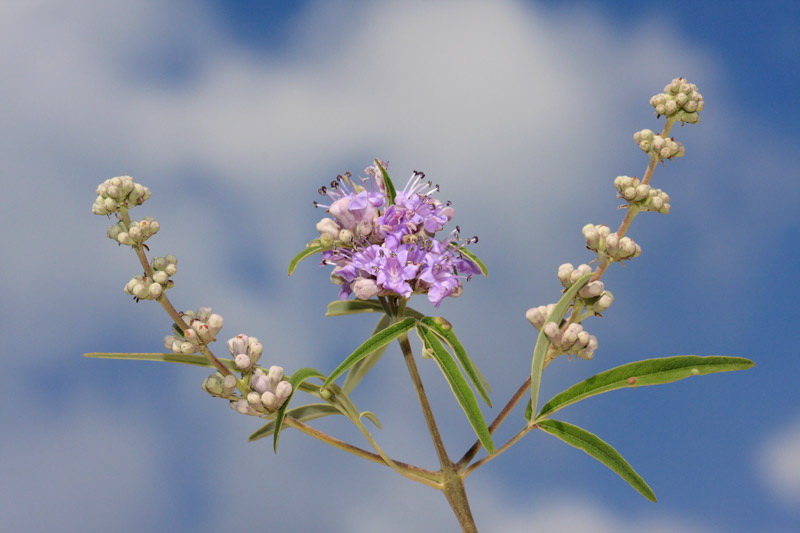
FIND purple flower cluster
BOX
[314,162,482,307]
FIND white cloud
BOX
[758,416,800,507]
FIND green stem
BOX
[282,416,441,487]
[397,332,478,532]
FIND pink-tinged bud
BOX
[251,373,268,394]
[268,366,284,386]
[179,341,196,354]
[261,391,278,411]
[579,281,605,299]
[329,198,356,229]
[233,399,252,415]
[353,277,380,299]
[197,307,213,321]
[234,354,252,370]
[223,375,237,394]
[557,264,574,286]
[316,218,340,239]
[543,322,561,342]
[248,339,263,360]
[594,291,614,312]
[247,391,263,408]
[275,381,293,401]
[207,313,224,332]
[227,334,249,357]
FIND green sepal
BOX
[450,244,489,277]
[375,159,397,206]
[273,367,326,452]
[537,419,657,502]
[528,273,592,422]
[416,325,494,453]
[288,242,326,276]
[418,316,491,406]
[343,314,392,394]
[536,355,755,421]
[83,352,235,369]
[249,404,341,442]
[322,318,416,389]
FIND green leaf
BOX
[536,355,755,421]
[322,318,416,389]
[288,242,326,276]
[360,411,382,429]
[325,299,425,319]
[273,367,327,452]
[343,314,393,394]
[83,352,235,369]
[537,419,656,502]
[528,273,592,422]
[417,326,494,453]
[418,316,492,406]
[326,299,385,316]
[249,404,342,442]
[375,159,397,205]
[450,244,489,277]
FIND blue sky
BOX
[1,1,798,531]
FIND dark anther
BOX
[472,235,479,243]
[446,200,452,206]
[318,186,327,195]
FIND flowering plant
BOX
[86,78,753,532]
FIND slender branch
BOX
[458,376,531,469]
[463,426,532,478]
[282,416,442,488]
[398,333,451,469]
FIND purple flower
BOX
[313,162,482,306]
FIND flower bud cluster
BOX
[614,176,671,214]
[227,334,264,371]
[106,217,160,246]
[123,255,178,300]
[542,321,598,360]
[164,307,224,354]
[92,176,151,215]
[649,77,704,124]
[633,129,685,161]
[230,366,293,415]
[556,263,614,313]
[582,224,642,261]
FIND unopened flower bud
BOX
[223,374,237,394]
[557,264,574,286]
[148,282,163,298]
[543,322,561,342]
[261,391,278,411]
[338,229,354,243]
[594,291,614,312]
[275,381,293,401]
[202,374,224,396]
[316,218,340,239]
[579,280,605,299]
[235,354,252,370]
[268,366,285,386]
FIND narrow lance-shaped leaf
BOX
[528,273,592,421]
[418,316,492,406]
[83,352,236,369]
[288,242,326,276]
[326,299,425,319]
[537,419,657,502]
[322,318,416,389]
[250,404,342,442]
[417,326,494,453]
[536,355,755,421]
[343,314,393,394]
[273,367,327,452]
[375,159,397,206]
